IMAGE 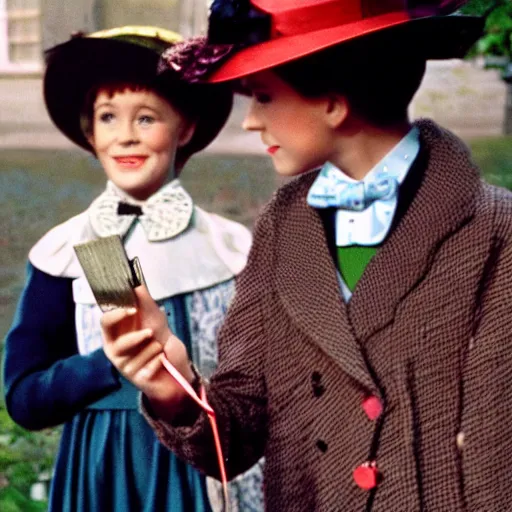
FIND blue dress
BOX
[4,264,234,511]
[3,181,264,512]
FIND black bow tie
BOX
[90,181,194,241]
[117,202,143,216]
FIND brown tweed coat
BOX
[144,120,512,511]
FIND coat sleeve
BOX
[3,263,121,430]
[142,202,277,479]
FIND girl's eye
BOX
[99,112,114,123]
[254,92,271,104]
[138,115,155,126]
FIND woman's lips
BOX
[267,146,279,155]
[114,156,148,168]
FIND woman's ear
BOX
[325,94,349,129]
[177,121,196,148]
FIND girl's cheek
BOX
[147,126,176,151]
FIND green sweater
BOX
[337,246,378,291]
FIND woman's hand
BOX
[101,285,196,415]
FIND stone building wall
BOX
[410,59,507,138]
[96,0,181,33]
[41,0,96,48]
[41,0,208,48]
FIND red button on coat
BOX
[362,396,383,421]
[353,463,380,490]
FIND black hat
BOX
[43,26,233,167]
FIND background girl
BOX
[3,26,262,512]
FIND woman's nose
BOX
[241,100,263,132]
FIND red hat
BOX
[206,0,483,83]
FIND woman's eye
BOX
[254,92,271,104]
[138,115,155,126]
[99,112,114,123]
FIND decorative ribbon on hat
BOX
[307,126,420,246]
[89,180,194,242]
[159,36,235,83]
[208,0,271,45]
[158,1,270,82]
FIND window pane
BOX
[6,0,41,64]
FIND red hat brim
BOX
[209,13,483,83]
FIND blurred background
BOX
[1,0,511,510]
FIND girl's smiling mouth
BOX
[267,146,279,155]
[113,155,148,168]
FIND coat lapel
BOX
[274,172,377,392]
[272,120,481,391]
[348,120,482,343]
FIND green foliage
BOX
[469,136,512,188]
[0,487,47,512]
[0,405,60,511]
[462,0,501,16]
[462,1,512,61]
[479,4,512,59]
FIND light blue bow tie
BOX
[307,173,399,211]
[307,127,420,214]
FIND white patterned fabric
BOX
[207,459,265,512]
[30,190,251,301]
[187,283,236,378]
[307,126,420,246]
[74,302,104,356]
[89,180,194,241]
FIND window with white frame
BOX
[0,0,42,72]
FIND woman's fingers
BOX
[163,332,189,361]
[101,307,138,341]
[103,327,153,365]
[99,287,193,406]
[134,284,161,317]
[101,287,171,348]
[133,286,170,342]
[134,283,152,303]
[120,339,163,378]
[113,327,152,351]
[102,306,137,328]
[163,334,196,382]
[133,352,165,384]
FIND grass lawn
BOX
[470,136,512,189]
